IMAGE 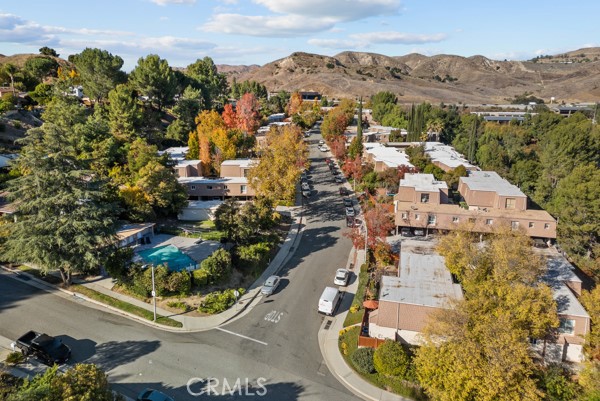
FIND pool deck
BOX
[132,234,221,265]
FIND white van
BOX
[318,287,341,316]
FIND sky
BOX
[1,0,599,71]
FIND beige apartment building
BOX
[394,171,557,240]
[178,159,256,201]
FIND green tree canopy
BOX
[129,54,178,111]
[71,47,126,102]
[2,124,119,284]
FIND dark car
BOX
[16,331,71,365]
[137,388,174,401]
[343,198,353,208]
[339,187,348,196]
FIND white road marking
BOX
[216,327,268,346]
[264,310,284,323]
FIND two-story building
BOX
[367,251,463,345]
[394,171,557,241]
[363,143,414,173]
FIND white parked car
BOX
[301,182,310,191]
[345,207,355,217]
[334,269,350,286]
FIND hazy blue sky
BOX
[1,0,598,71]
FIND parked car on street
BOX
[137,388,174,401]
[339,187,348,196]
[302,189,311,198]
[334,176,343,183]
[15,331,71,366]
[413,228,425,236]
[334,269,350,286]
[261,275,281,296]
[301,182,310,191]
[345,207,355,217]
[343,198,353,208]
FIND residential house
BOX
[367,251,463,345]
[362,143,414,173]
[116,223,155,248]
[174,159,202,178]
[423,142,478,172]
[536,253,590,362]
[394,171,557,241]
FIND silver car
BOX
[334,269,350,286]
[261,275,281,296]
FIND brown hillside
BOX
[232,48,600,104]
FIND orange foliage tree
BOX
[236,93,260,135]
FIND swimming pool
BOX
[137,245,197,272]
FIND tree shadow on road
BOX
[82,340,161,372]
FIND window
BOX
[486,219,493,225]
[420,193,430,203]
[241,185,247,194]
[401,212,408,220]
[528,222,534,228]
[558,318,575,335]
[427,215,436,225]
[452,216,459,223]
[243,169,249,177]
[511,221,519,230]
[505,198,516,209]
[544,223,550,230]
[190,185,196,190]
[206,185,213,190]
[415,214,420,220]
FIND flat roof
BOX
[178,176,249,184]
[175,160,201,168]
[116,223,155,241]
[461,171,526,197]
[220,159,256,168]
[400,173,448,192]
[554,283,589,318]
[379,252,462,308]
[158,147,189,161]
[423,142,477,170]
[365,147,413,168]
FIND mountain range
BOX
[219,47,600,104]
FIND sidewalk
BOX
[318,247,411,401]
[1,206,305,332]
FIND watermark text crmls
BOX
[187,377,268,397]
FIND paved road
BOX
[0,136,361,401]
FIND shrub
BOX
[198,288,245,314]
[373,340,410,379]
[5,351,24,366]
[127,264,169,297]
[166,300,190,311]
[200,248,232,284]
[234,242,271,271]
[351,347,375,374]
[166,271,191,295]
[192,268,210,286]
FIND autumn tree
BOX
[417,225,559,401]
[222,103,237,129]
[236,92,260,135]
[286,91,303,116]
[247,125,307,203]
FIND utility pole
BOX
[151,264,157,322]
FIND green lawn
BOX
[159,220,226,241]
[339,322,427,400]
[343,265,369,327]
[70,285,183,328]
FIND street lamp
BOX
[143,264,157,322]
[151,264,157,322]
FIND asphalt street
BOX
[0,133,362,401]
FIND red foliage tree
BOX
[236,93,260,135]
[330,136,347,160]
[222,103,237,130]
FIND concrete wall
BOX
[176,163,202,178]
[220,164,247,178]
